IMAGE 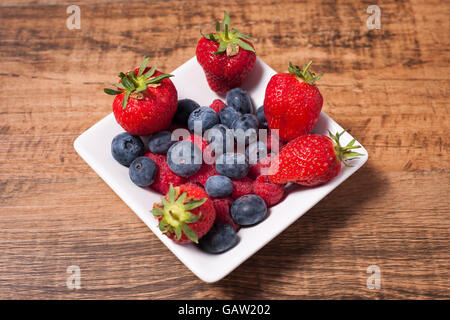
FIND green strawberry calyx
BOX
[151,184,206,243]
[201,11,255,56]
[329,130,364,167]
[103,56,174,110]
[288,61,323,86]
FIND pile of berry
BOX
[104,11,363,254]
[111,87,284,254]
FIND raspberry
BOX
[253,175,285,207]
[187,163,218,187]
[209,99,227,114]
[248,153,275,180]
[212,197,240,231]
[186,134,209,152]
[231,177,253,199]
[145,152,185,194]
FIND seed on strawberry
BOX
[269,131,364,186]
[196,11,256,95]
[104,56,177,136]
[264,61,323,141]
[151,184,215,244]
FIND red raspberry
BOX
[212,197,240,231]
[248,153,275,180]
[145,152,185,194]
[209,99,227,114]
[231,177,253,199]
[187,163,218,187]
[253,175,285,207]
[186,134,209,152]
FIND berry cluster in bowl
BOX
[104,12,363,254]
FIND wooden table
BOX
[0,0,448,299]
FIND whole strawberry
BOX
[270,131,363,186]
[264,61,323,141]
[196,11,256,95]
[151,184,215,244]
[104,57,177,136]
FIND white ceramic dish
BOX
[74,57,368,283]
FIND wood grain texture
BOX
[0,0,448,299]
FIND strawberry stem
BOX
[329,130,364,167]
[202,11,255,56]
[104,56,174,110]
[288,61,323,86]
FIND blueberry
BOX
[111,132,144,167]
[215,153,249,179]
[232,114,259,146]
[246,141,268,165]
[188,107,219,133]
[167,141,202,177]
[129,156,158,187]
[173,99,200,125]
[226,88,253,114]
[231,195,267,226]
[219,107,241,128]
[199,223,237,254]
[205,124,234,155]
[148,131,174,155]
[256,105,268,129]
[205,175,233,198]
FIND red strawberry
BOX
[253,175,285,207]
[196,11,256,95]
[264,61,323,141]
[145,152,185,194]
[248,153,276,180]
[105,57,177,136]
[269,131,363,186]
[152,184,215,244]
[212,197,240,231]
[209,99,227,114]
[231,177,253,199]
[187,163,218,187]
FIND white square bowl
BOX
[74,57,368,283]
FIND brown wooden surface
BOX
[0,0,448,299]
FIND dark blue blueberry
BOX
[167,141,202,177]
[148,131,174,155]
[111,132,144,167]
[199,223,237,254]
[173,99,200,125]
[246,141,268,165]
[215,153,249,179]
[232,114,259,146]
[256,105,268,129]
[231,195,267,226]
[188,107,219,133]
[129,156,158,187]
[205,175,233,198]
[219,107,241,128]
[205,124,234,155]
[226,88,253,114]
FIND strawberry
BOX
[196,11,256,95]
[104,57,177,136]
[209,99,227,114]
[152,184,215,244]
[264,61,323,141]
[269,131,363,186]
